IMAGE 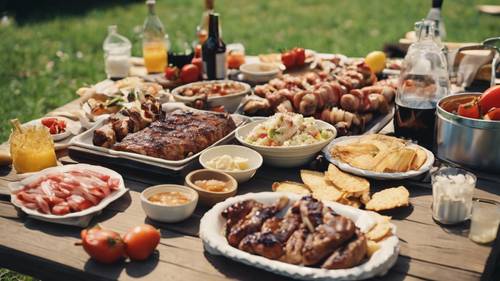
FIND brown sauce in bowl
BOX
[148,191,191,206]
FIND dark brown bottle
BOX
[202,13,226,80]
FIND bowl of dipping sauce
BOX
[140,184,198,223]
[239,62,280,83]
[185,169,237,206]
[199,145,262,183]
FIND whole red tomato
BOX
[80,226,125,264]
[164,65,179,81]
[485,107,500,121]
[180,64,200,84]
[191,57,203,77]
[281,51,296,69]
[479,85,500,114]
[293,48,306,66]
[227,52,245,69]
[123,224,160,261]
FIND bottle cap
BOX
[146,0,155,5]
[432,0,443,8]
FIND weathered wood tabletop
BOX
[0,99,498,281]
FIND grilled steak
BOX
[112,110,236,160]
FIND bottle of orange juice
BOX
[143,0,168,73]
[10,119,57,173]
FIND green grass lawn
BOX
[1,0,499,142]
[0,1,499,279]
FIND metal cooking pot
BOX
[436,93,500,172]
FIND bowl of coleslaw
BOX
[235,113,336,167]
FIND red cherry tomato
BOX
[80,226,125,264]
[485,107,500,121]
[180,64,200,84]
[281,51,296,69]
[292,48,306,66]
[123,224,160,261]
[478,85,500,114]
[164,65,179,81]
[457,100,480,119]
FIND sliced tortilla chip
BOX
[272,181,311,195]
[300,170,342,202]
[325,164,370,194]
[365,186,410,211]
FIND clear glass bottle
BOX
[196,0,214,44]
[103,25,131,80]
[394,20,449,150]
[426,0,446,41]
[142,0,168,73]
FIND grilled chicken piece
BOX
[240,207,303,260]
[322,229,367,269]
[222,200,261,235]
[302,210,356,265]
[93,96,161,147]
[238,232,284,259]
[113,110,236,160]
[297,195,324,232]
[227,197,289,247]
[280,227,310,264]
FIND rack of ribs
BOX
[112,110,236,160]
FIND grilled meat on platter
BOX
[112,110,236,160]
[222,195,368,269]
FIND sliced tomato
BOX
[58,120,66,129]
[457,100,480,119]
[49,124,58,134]
[41,117,57,127]
[484,107,500,121]
[478,85,500,114]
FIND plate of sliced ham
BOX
[9,164,128,227]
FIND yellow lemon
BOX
[365,51,386,73]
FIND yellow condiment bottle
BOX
[10,119,57,173]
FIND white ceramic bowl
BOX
[171,80,251,112]
[24,118,72,141]
[140,184,198,223]
[235,119,337,167]
[184,169,238,206]
[199,145,263,183]
[239,63,280,83]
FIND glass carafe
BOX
[103,25,131,79]
[394,20,449,150]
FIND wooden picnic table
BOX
[0,98,498,281]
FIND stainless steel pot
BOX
[436,93,500,172]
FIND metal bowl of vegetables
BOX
[436,88,500,172]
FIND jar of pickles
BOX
[10,119,57,173]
